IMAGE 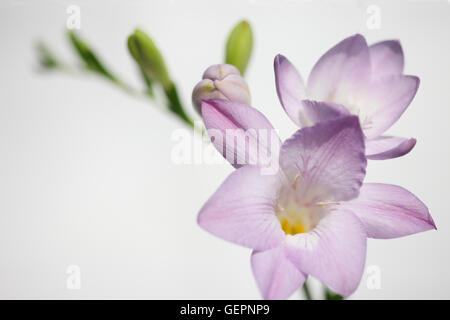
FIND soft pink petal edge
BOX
[285,208,367,297]
[366,136,416,160]
[279,115,367,203]
[341,183,436,239]
[362,75,420,139]
[369,40,404,80]
[251,247,306,300]
[306,34,371,102]
[201,99,281,169]
[274,54,306,127]
[197,165,285,251]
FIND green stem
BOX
[35,43,196,130]
[324,287,344,300]
[164,82,194,127]
[302,282,313,300]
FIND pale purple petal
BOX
[361,75,420,139]
[197,165,285,251]
[369,40,404,81]
[301,100,350,126]
[340,183,436,239]
[203,64,240,80]
[251,247,306,300]
[202,99,281,169]
[285,209,367,297]
[306,34,371,104]
[192,79,227,113]
[274,54,306,127]
[280,116,366,203]
[214,74,251,106]
[366,136,416,160]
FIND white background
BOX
[0,0,449,299]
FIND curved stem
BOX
[164,82,194,127]
[324,286,344,300]
[302,282,313,300]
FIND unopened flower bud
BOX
[128,29,171,90]
[192,64,251,114]
[225,20,253,75]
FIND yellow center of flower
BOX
[278,216,307,235]
[275,172,336,236]
[276,201,316,236]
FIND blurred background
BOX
[0,0,449,299]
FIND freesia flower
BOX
[198,99,435,299]
[192,64,250,114]
[274,34,419,160]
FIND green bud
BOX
[35,42,61,70]
[225,20,253,76]
[67,31,117,82]
[127,29,171,90]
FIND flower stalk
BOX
[35,21,252,129]
[302,282,312,300]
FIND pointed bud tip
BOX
[238,20,250,28]
[127,29,171,89]
[203,64,241,80]
[192,64,251,115]
[225,20,253,75]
